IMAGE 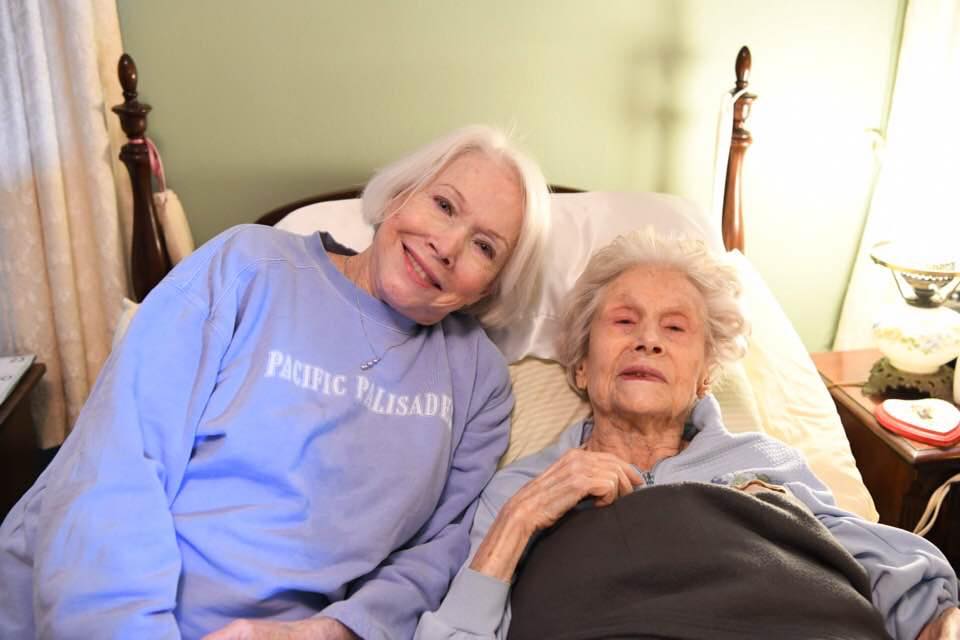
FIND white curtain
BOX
[0,0,131,447]
[834,0,960,350]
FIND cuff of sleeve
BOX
[434,568,510,634]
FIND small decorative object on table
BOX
[867,241,960,400]
[875,398,960,447]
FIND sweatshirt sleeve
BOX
[414,485,515,640]
[416,423,576,639]
[783,477,959,640]
[321,338,513,640]
[16,276,232,638]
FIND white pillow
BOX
[276,199,374,250]
[275,192,721,363]
[730,251,878,521]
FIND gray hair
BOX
[361,125,551,329]
[556,227,749,398]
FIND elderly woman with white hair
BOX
[417,229,960,640]
[0,125,550,640]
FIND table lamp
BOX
[867,240,960,400]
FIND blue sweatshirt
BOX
[0,225,513,639]
[416,396,959,640]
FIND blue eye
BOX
[434,196,453,216]
[476,239,495,259]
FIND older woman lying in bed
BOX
[417,229,960,640]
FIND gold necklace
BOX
[344,255,417,371]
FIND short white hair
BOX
[361,125,550,329]
[557,227,749,398]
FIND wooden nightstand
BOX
[811,349,960,571]
[0,362,46,520]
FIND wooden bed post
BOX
[721,46,756,254]
[112,54,171,302]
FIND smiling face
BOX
[365,151,525,325]
[575,266,711,429]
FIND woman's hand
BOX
[470,448,643,581]
[917,607,960,639]
[202,616,358,640]
[505,448,644,531]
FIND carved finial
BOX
[112,53,151,139]
[735,46,752,91]
[118,53,139,102]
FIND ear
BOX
[574,360,589,390]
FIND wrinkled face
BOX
[368,151,525,325]
[575,266,711,426]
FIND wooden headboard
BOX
[112,47,755,302]
[112,54,170,302]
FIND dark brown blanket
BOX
[508,483,891,640]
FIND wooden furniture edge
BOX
[112,54,172,302]
[0,363,45,427]
[721,45,754,253]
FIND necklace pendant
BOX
[361,357,381,371]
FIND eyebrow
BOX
[608,301,695,318]
[438,183,509,249]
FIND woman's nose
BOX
[633,328,664,354]
[428,230,467,267]
[634,341,664,354]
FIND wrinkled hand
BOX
[917,607,960,639]
[503,447,644,534]
[202,616,358,640]
[470,448,643,582]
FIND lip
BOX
[618,363,667,383]
[402,244,442,290]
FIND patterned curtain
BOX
[0,0,131,447]
[834,0,960,349]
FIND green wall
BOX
[116,0,903,350]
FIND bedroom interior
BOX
[2,0,959,587]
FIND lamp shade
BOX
[870,241,960,375]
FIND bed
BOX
[110,46,878,523]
